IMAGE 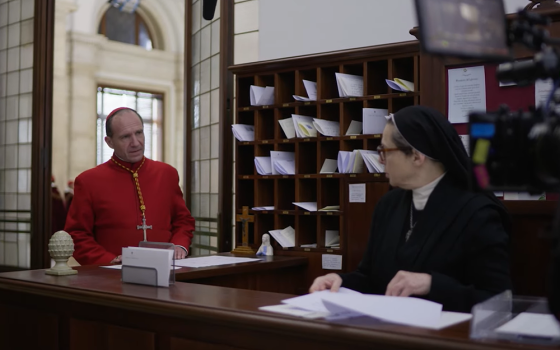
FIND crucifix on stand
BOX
[231,206,256,256]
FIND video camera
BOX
[415,0,560,193]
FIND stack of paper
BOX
[250,85,275,106]
[325,230,340,247]
[231,124,255,141]
[338,150,366,174]
[345,120,362,135]
[319,159,337,174]
[385,78,414,92]
[254,157,272,175]
[361,151,384,173]
[269,226,296,248]
[278,118,296,139]
[363,108,389,135]
[292,114,317,138]
[313,119,340,137]
[293,80,317,101]
[293,202,317,211]
[335,73,364,97]
[271,151,295,175]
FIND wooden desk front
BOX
[0,268,557,350]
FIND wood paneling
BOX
[70,319,155,350]
[0,304,59,350]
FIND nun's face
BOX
[381,124,416,189]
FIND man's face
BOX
[104,111,145,163]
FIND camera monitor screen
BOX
[415,0,510,60]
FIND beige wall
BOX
[52,0,185,192]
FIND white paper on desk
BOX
[322,293,442,328]
[349,183,366,203]
[122,247,173,287]
[254,156,272,175]
[231,124,255,141]
[270,151,295,175]
[448,66,486,124]
[250,85,275,106]
[345,120,362,135]
[259,304,329,319]
[282,288,362,313]
[100,264,182,270]
[274,159,295,175]
[363,108,388,135]
[293,202,317,212]
[431,312,472,330]
[495,312,560,338]
[313,119,340,137]
[335,73,364,97]
[536,78,554,108]
[173,255,260,268]
[278,118,296,139]
[320,159,337,174]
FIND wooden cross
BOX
[231,206,256,256]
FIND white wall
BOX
[259,0,530,61]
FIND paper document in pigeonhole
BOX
[335,73,364,97]
[270,151,295,175]
[303,80,318,100]
[320,159,338,174]
[293,202,318,212]
[363,108,388,135]
[313,119,340,137]
[345,120,362,135]
[279,118,296,139]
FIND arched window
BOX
[98,6,155,50]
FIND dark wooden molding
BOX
[230,41,420,76]
[30,0,55,269]
[183,0,192,207]
[218,0,234,252]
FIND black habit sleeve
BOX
[427,205,511,312]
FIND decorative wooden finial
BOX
[525,0,560,10]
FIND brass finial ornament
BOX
[45,231,78,275]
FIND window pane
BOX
[137,97,152,120]
[138,21,153,51]
[103,7,135,46]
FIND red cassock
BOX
[65,157,195,265]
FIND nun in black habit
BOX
[310,105,511,313]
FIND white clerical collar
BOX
[412,173,446,210]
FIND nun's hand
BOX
[385,270,431,297]
[309,273,343,293]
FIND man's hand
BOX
[309,273,343,293]
[174,246,186,260]
[385,270,431,297]
[110,255,122,265]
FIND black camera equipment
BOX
[415,0,560,320]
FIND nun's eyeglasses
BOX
[377,145,411,162]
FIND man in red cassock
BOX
[65,107,195,265]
